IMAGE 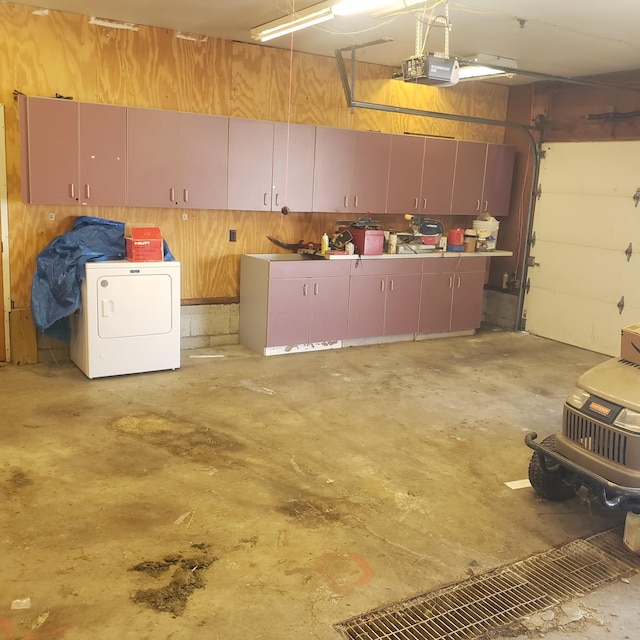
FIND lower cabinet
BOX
[348,259,421,339]
[239,256,350,354]
[239,255,489,355]
[419,258,487,334]
[268,276,349,346]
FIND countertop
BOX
[246,250,512,262]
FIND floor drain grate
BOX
[586,527,640,569]
[335,529,636,640]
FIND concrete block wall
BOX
[34,303,240,364]
[180,303,239,350]
[482,289,519,330]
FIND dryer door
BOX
[96,273,174,339]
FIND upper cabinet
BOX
[228,119,275,211]
[19,97,515,216]
[272,122,315,213]
[451,141,515,217]
[312,127,390,214]
[228,120,316,212]
[386,136,461,216]
[482,144,515,216]
[421,138,456,215]
[312,127,355,213]
[127,107,228,209]
[386,134,425,214]
[351,131,391,214]
[20,96,126,206]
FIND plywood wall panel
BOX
[1,1,511,313]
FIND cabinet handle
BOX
[449,276,453,288]
[423,198,427,210]
[476,199,481,211]
[457,276,461,288]
[389,279,394,292]
[184,188,189,203]
[484,200,488,212]
[85,184,90,199]
[69,183,75,199]
[314,282,319,295]
[414,197,419,209]
[380,279,385,292]
[263,192,269,207]
[275,193,280,207]
[303,283,308,296]
[354,195,359,208]
[344,196,349,208]
[170,187,175,202]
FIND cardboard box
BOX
[621,323,640,365]
[350,228,384,255]
[125,225,164,262]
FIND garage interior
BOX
[2,1,640,638]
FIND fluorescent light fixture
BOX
[332,0,397,16]
[251,1,335,43]
[251,0,403,42]
[458,54,518,80]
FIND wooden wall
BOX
[0,2,510,320]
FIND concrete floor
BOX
[1,330,638,639]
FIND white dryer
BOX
[70,260,181,378]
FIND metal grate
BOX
[335,531,636,640]
[564,407,628,465]
[586,527,640,569]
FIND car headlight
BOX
[566,386,590,409]
[614,407,640,433]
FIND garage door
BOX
[523,140,640,356]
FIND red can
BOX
[447,228,464,246]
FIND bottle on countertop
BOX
[388,231,397,254]
[320,233,329,255]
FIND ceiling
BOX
[8,0,640,85]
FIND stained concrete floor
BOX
[1,330,638,639]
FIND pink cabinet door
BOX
[450,271,486,332]
[272,122,315,213]
[482,144,515,217]
[267,275,350,345]
[180,112,228,210]
[25,97,79,204]
[78,102,127,206]
[351,131,391,214]
[421,138,456,215]
[348,275,386,338]
[267,279,310,346]
[228,118,274,211]
[419,272,454,333]
[313,127,355,213]
[451,141,487,215]
[127,107,180,207]
[386,134,424,214]
[384,273,421,336]
[309,276,350,342]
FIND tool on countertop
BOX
[395,215,444,253]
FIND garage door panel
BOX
[526,140,640,356]
[540,141,640,195]
[529,241,625,302]
[525,288,626,356]
[533,192,639,250]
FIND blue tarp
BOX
[31,216,174,343]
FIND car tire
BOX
[528,434,577,502]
